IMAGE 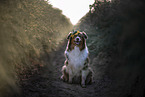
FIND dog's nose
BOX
[75,36,81,41]
[76,38,79,41]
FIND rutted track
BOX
[20,41,113,97]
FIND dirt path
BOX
[20,41,112,97]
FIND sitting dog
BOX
[61,31,93,87]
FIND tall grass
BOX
[75,0,145,96]
[0,0,73,96]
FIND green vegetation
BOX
[75,0,120,56]
[75,0,145,96]
[1,0,145,96]
[0,0,72,96]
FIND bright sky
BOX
[49,0,94,25]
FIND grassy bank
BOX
[0,0,73,96]
[75,0,145,96]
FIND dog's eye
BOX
[78,34,82,38]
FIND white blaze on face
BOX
[75,36,81,41]
[75,36,81,45]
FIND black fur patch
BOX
[67,32,72,39]
[82,32,88,39]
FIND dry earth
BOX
[20,41,113,97]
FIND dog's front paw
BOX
[68,80,72,84]
[60,75,64,81]
[61,75,68,82]
[81,84,86,88]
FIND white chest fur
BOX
[66,46,89,75]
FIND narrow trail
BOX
[1,0,145,97]
[20,41,112,97]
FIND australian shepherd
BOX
[61,31,93,88]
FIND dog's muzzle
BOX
[74,36,81,45]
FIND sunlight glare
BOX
[49,0,94,25]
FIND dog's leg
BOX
[61,65,69,82]
[81,69,89,88]
[81,66,94,88]
[81,70,87,88]
[68,69,73,83]
[86,67,94,84]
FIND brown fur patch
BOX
[67,33,86,51]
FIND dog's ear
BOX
[67,32,72,40]
[82,31,88,39]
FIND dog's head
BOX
[67,31,88,46]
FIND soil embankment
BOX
[0,0,145,97]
